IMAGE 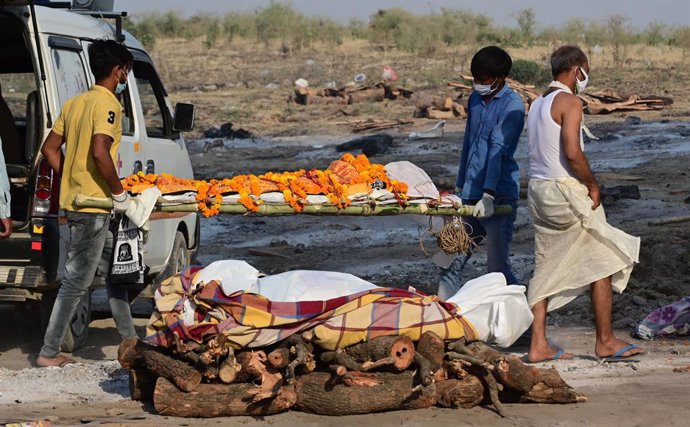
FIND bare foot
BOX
[36,354,76,367]
[526,346,574,363]
[595,338,646,359]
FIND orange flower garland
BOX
[120,154,409,217]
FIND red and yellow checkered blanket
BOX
[145,266,477,350]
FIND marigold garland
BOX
[120,154,409,217]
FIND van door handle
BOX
[145,160,155,174]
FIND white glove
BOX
[472,192,495,218]
[112,191,131,213]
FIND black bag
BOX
[109,213,146,285]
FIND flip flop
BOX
[598,344,645,363]
[522,348,568,364]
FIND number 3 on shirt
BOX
[107,111,115,124]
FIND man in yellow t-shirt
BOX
[37,40,136,367]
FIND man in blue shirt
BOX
[438,46,525,300]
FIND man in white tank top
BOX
[525,46,644,363]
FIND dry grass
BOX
[148,37,690,138]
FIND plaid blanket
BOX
[145,266,477,350]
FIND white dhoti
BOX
[527,177,640,312]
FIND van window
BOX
[133,61,170,138]
[50,48,89,114]
[119,83,135,136]
[0,73,35,119]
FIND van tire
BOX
[39,289,92,353]
[155,231,190,287]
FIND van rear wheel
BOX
[39,289,92,353]
[155,231,190,286]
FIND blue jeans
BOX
[438,197,519,300]
[40,211,137,358]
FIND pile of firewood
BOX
[578,89,673,114]
[413,94,467,120]
[293,83,413,106]
[448,76,541,113]
[118,331,585,418]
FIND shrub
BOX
[509,59,551,86]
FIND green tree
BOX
[438,8,480,46]
[223,12,255,42]
[255,1,299,47]
[513,8,536,46]
[204,17,220,49]
[348,17,367,39]
[643,22,668,46]
[160,11,183,37]
[671,26,690,58]
[606,15,632,66]
[368,8,414,52]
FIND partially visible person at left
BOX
[0,140,11,239]
[438,46,525,300]
[36,39,136,367]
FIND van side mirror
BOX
[173,103,195,132]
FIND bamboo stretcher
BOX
[74,195,513,216]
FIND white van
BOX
[0,0,200,350]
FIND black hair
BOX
[88,39,134,81]
[470,46,512,78]
[550,45,588,77]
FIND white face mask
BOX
[474,78,499,96]
[575,67,589,94]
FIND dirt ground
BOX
[1,38,690,425]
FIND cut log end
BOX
[390,336,415,370]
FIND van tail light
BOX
[31,158,60,217]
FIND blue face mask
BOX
[115,80,127,95]
[116,67,128,95]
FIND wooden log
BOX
[414,352,435,386]
[306,95,348,105]
[118,338,202,392]
[465,342,584,404]
[142,349,202,392]
[343,336,415,371]
[426,108,457,120]
[435,376,485,409]
[347,87,385,104]
[129,367,156,402]
[240,350,284,401]
[415,95,453,111]
[295,371,436,415]
[268,347,291,369]
[452,102,467,118]
[218,350,241,384]
[153,377,296,417]
[321,350,365,371]
[416,331,445,371]
[199,332,229,365]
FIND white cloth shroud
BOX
[445,272,533,348]
[191,260,531,347]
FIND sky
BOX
[115,0,690,29]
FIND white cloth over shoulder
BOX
[527,177,640,312]
[446,273,533,348]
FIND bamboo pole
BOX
[74,195,513,216]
